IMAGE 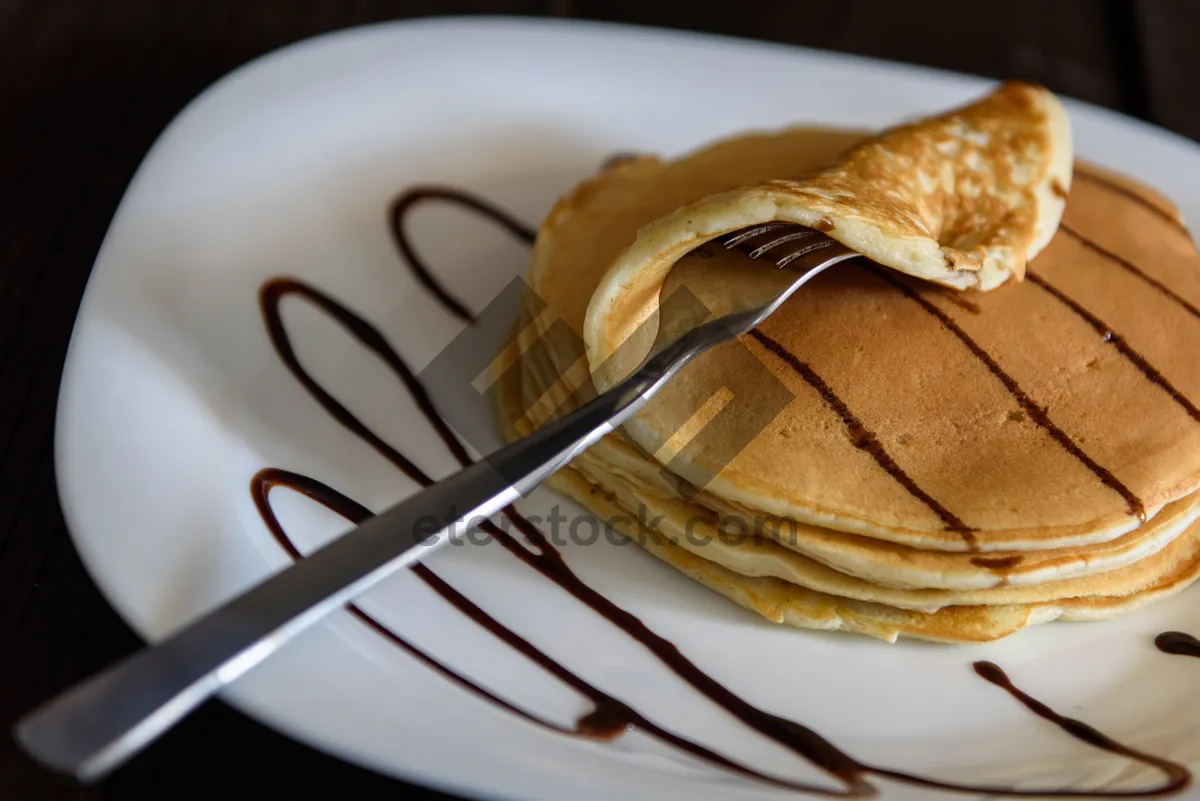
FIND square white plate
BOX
[55,16,1200,801]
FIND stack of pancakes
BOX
[496,82,1200,642]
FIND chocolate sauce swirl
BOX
[871,662,1191,796]
[251,468,846,793]
[388,187,535,324]
[250,467,578,736]
[1156,632,1200,659]
[247,183,1191,797]
[259,275,872,796]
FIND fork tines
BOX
[722,223,844,270]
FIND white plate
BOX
[54,16,1200,801]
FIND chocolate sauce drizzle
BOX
[1058,224,1200,323]
[871,662,1191,796]
[258,276,871,796]
[865,263,1147,522]
[250,469,844,793]
[1073,170,1189,236]
[1156,632,1200,659]
[970,555,1024,571]
[388,187,536,324]
[932,287,982,315]
[1027,272,1200,424]
[250,467,579,736]
[248,184,1192,797]
[747,328,976,543]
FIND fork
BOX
[14,225,860,781]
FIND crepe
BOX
[495,82,1200,642]
[586,84,1070,361]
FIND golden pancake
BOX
[586,84,1070,372]
[509,330,1200,592]
[494,347,1200,637]
[527,128,866,338]
[517,91,1200,551]
[500,332,1200,598]
[567,460,1200,611]
[570,450,1200,596]
[494,84,1200,641]
[544,464,1200,644]
[497,320,1200,642]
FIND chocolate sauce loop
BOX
[1156,632,1200,659]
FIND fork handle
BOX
[13,328,712,783]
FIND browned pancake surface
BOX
[519,125,1200,551]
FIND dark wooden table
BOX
[2,1,1197,798]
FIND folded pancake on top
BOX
[585,81,1072,382]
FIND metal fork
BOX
[14,225,859,782]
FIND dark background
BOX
[1,1,1197,799]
